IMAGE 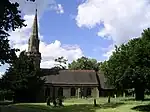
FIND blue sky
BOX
[1,0,150,76]
[40,0,112,61]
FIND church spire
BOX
[27,9,41,69]
[28,9,39,52]
[32,9,38,39]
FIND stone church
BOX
[26,10,113,102]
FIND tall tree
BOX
[0,0,38,66]
[101,28,150,100]
[0,0,27,65]
[1,51,45,103]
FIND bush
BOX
[53,99,57,107]
[57,97,63,106]
[0,90,14,101]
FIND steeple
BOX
[27,9,41,69]
[28,9,39,52]
[32,9,38,40]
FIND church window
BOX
[58,87,63,97]
[87,88,91,96]
[71,88,76,96]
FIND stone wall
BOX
[42,86,99,102]
[63,87,70,98]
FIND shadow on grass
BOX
[132,104,150,112]
[121,98,150,101]
[0,102,124,112]
[0,101,14,105]
[99,102,124,109]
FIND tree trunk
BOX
[135,87,145,101]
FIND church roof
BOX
[42,69,113,89]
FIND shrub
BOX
[53,99,57,107]
[58,97,63,106]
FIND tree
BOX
[0,0,38,66]
[0,0,27,66]
[68,56,101,70]
[54,56,68,69]
[101,28,150,100]
[1,51,45,103]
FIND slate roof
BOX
[41,69,113,89]
[98,71,113,89]
[41,68,59,76]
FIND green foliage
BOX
[68,56,101,71]
[1,51,45,102]
[0,0,27,65]
[100,28,150,100]
[0,89,14,101]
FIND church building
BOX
[26,10,113,102]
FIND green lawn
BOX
[1,97,150,112]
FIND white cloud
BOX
[76,0,150,45]
[9,15,34,45]
[40,40,83,68]
[101,44,115,60]
[56,4,64,14]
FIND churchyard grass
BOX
[1,97,150,112]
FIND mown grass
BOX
[0,97,150,112]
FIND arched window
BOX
[71,88,76,96]
[87,88,91,96]
[58,87,63,97]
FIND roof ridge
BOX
[61,70,95,72]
